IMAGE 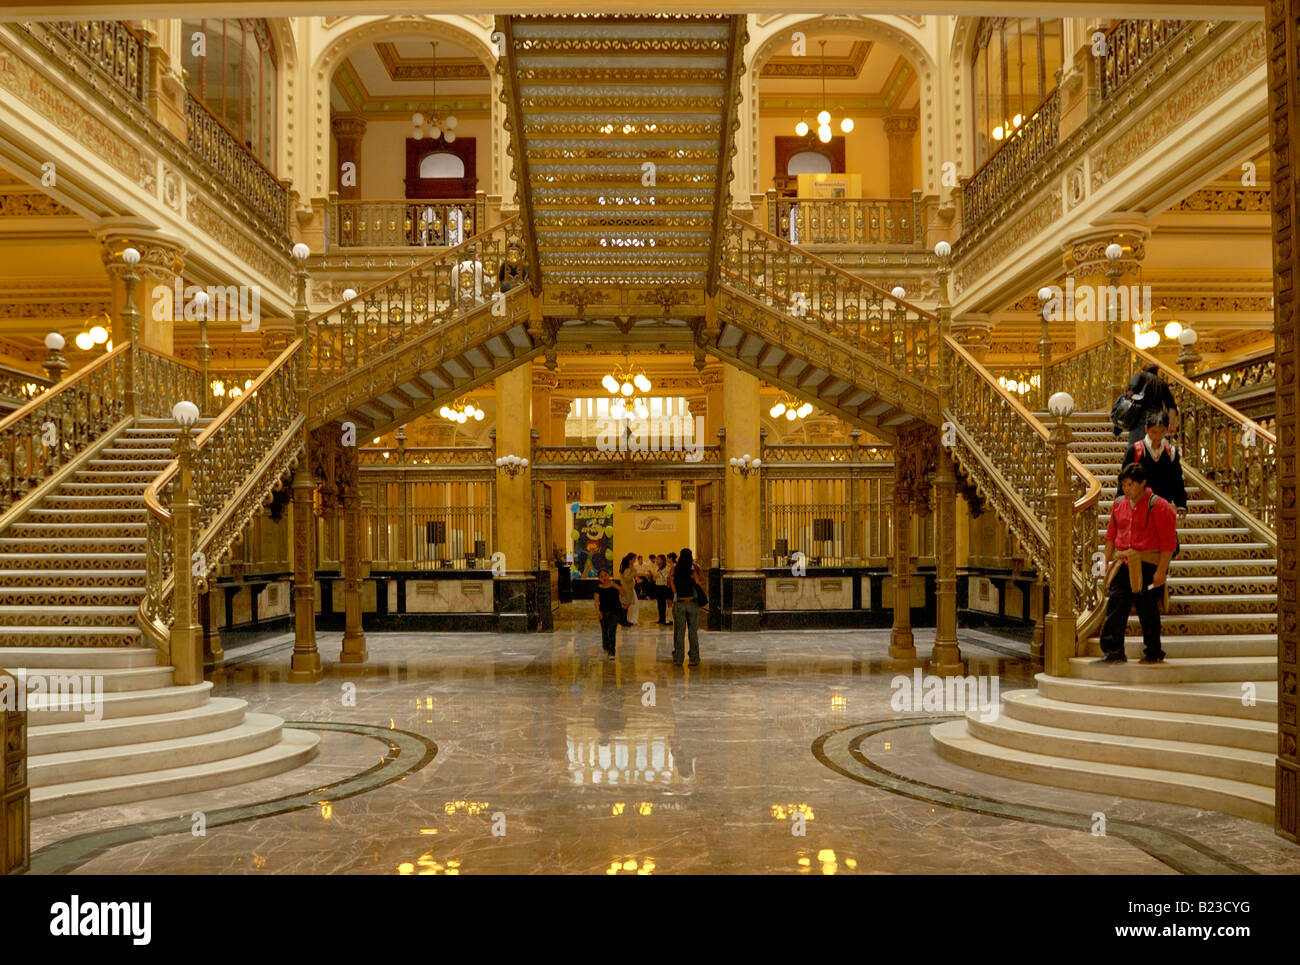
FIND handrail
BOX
[1047,336,1109,369]
[0,343,126,434]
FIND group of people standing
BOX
[1098,363,1189,665]
[594,549,708,665]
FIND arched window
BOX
[419,153,466,179]
[181,18,278,170]
[971,17,1064,166]
[787,151,833,176]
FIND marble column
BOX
[721,366,762,630]
[495,364,535,631]
[883,115,919,199]
[549,396,572,559]
[288,465,322,682]
[532,370,559,563]
[331,115,367,201]
[99,223,186,356]
[339,446,367,665]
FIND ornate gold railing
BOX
[964,88,1060,229]
[185,92,289,238]
[0,345,128,514]
[531,445,723,466]
[769,196,921,247]
[137,348,207,418]
[1193,351,1275,398]
[1100,19,1190,102]
[359,446,495,467]
[140,340,303,653]
[759,443,893,464]
[945,336,1104,636]
[0,364,50,410]
[720,217,937,382]
[310,218,527,391]
[1114,337,1276,534]
[332,198,480,248]
[1044,338,1111,408]
[50,20,145,102]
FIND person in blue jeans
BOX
[671,548,706,667]
[594,570,621,660]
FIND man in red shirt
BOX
[1097,462,1178,663]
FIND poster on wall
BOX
[571,503,615,578]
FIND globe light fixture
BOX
[1047,391,1076,418]
[413,43,458,142]
[794,120,809,138]
[1163,319,1183,340]
[292,242,310,262]
[891,286,906,300]
[934,241,952,259]
[44,332,65,351]
[172,399,201,427]
[796,41,853,143]
[75,331,93,351]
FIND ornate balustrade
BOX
[137,348,207,418]
[331,198,481,248]
[962,88,1059,230]
[0,345,128,515]
[49,20,145,102]
[0,364,50,411]
[140,340,304,660]
[945,336,1104,641]
[720,217,937,383]
[531,444,723,467]
[359,446,495,467]
[984,367,1043,413]
[309,219,528,392]
[759,443,892,465]
[1100,19,1190,102]
[1043,338,1110,409]
[1193,351,1275,398]
[185,92,290,238]
[769,196,921,247]
[1114,338,1276,534]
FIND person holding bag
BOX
[671,548,707,667]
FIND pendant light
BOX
[413,42,459,143]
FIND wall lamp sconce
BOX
[729,453,761,477]
[496,453,529,477]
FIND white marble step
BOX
[0,626,142,645]
[0,605,139,627]
[28,698,248,755]
[1037,674,1276,722]
[8,663,176,695]
[999,689,1274,753]
[29,712,283,788]
[25,681,212,723]
[0,645,157,669]
[931,720,1273,824]
[29,727,320,817]
[1084,633,1277,659]
[1068,655,1276,683]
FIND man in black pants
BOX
[594,570,622,660]
[1098,462,1177,664]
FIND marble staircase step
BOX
[86,458,171,470]
[1166,575,1276,594]
[4,663,176,695]
[1165,592,1277,613]
[39,495,151,510]
[963,708,1274,785]
[0,587,145,607]
[1035,674,1276,722]
[0,645,157,669]
[931,720,1273,824]
[0,626,142,647]
[1124,612,1276,634]
[29,727,319,818]
[1068,655,1276,683]
[23,681,213,723]
[1167,558,1276,576]
[999,689,1275,753]
[25,507,148,521]
[8,522,146,538]
[0,605,139,628]
[1083,633,1276,658]
[28,713,284,788]
[0,568,146,586]
[27,697,248,755]
[0,552,145,569]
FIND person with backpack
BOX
[1097,462,1177,664]
[1113,363,1179,443]
[1119,410,1188,519]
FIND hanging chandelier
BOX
[770,398,814,421]
[600,356,652,398]
[439,398,484,424]
[610,396,650,421]
[412,42,458,143]
[795,40,854,143]
[74,313,112,352]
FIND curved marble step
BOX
[26,681,212,723]
[30,727,320,818]
[1000,689,1274,753]
[1068,655,1276,683]
[0,645,157,669]
[28,697,248,755]
[1083,633,1276,659]
[931,720,1273,824]
[0,625,142,647]
[1037,674,1276,722]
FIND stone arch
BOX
[948,17,981,178]
[746,15,940,198]
[308,16,500,203]
[265,20,298,192]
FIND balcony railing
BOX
[50,20,145,102]
[963,88,1060,230]
[1193,351,1275,398]
[768,194,922,247]
[1101,19,1189,102]
[331,198,481,249]
[185,91,289,237]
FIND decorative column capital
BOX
[883,113,920,137]
[331,114,368,140]
[531,368,559,392]
[550,396,573,420]
[1061,226,1148,277]
[698,364,724,389]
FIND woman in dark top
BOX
[671,548,706,667]
[594,570,622,659]
[1120,409,1189,517]
[1125,364,1179,443]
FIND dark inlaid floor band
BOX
[26,721,437,875]
[813,717,1256,876]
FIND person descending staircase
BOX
[932,411,1278,823]
[0,418,318,818]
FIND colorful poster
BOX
[571,503,615,578]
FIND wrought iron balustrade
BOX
[185,91,290,237]
[0,365,50,412]
[358,446,495,468]
[1193,351,1275,398]
[50,20,145,102]
[963,88,1060,230]
[332,199,480,248]
[720,216,937,384]
[769,196,921,247]
[1043,339,1110,410]
[1101,19,1190,102]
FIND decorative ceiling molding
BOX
[760,40,872,78]
[333,58,492,117]
[375,41,491,80]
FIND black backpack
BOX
[1110,392,1143,436]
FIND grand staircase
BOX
[933,410,1278,823]
[0,418,318,817]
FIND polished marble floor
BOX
[28,604,1300,874]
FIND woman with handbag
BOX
[671,548,707,667]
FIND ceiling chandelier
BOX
[610,397,650,421]
[795,40,854,143]
[412,42,458,143]
[74,313,112,352]
[601,356,652,398]
[439,398,484,424]
[770,398,814,421]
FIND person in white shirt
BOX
[652,553,672,625]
